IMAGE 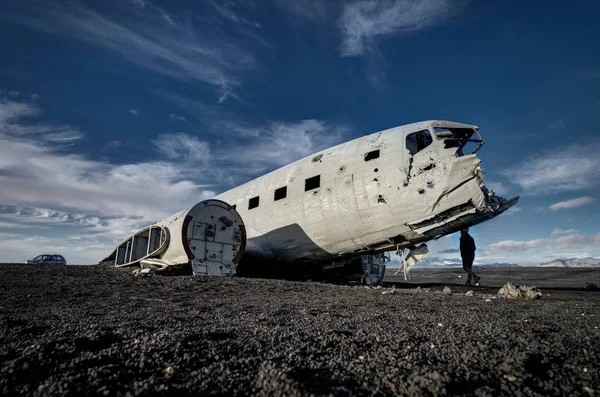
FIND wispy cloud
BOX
[0,98,83,143]
[208,1,261,28]
[152,132,211,164]
[338,0,460,57]
[130,0,146,8]
[0,97,214,232]
[4,1,256,100]
[503,144,600,195]
[549,196,594,211]
[219,119,349,170]
[169,113,187,122]
[548,119,564,129]
[439,248,459,254]
[502,207,522,216]
[276,0,334,22]
[161,92,351,175]
[149,119,350,187]
[129,108,139,116]
[485,233,600,252]
[0,231,114,265]
[486,181,508,196]
[552,228,578,236]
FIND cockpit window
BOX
[406,130,433,156]
[434,127,484,156]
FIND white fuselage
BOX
[214,120,512,263]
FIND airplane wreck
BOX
[101,120,518,284]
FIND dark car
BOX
[27,254,67,265]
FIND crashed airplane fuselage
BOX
[102,120,518,283]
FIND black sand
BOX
[1,264,599,396]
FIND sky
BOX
[0,0,599,266]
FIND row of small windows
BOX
[236,175,322,211]
[236,147,382,211]
[234,134,432,212]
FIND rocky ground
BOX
[1,264,599,396]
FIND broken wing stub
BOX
[100,200,246,276]
[394,244,429,280]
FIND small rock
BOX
[437,323,443,327]
[465,290,474,296]
[583,386,595,395]
[457,275,462,279]
[358,356,364,360]
[442,286,452,295]
[504,374,517,382]
[484,298,492,302]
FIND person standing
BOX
[460,229,480,285]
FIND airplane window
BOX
[274,186,287,201]
[305,175,320,191]
[406,130,433,156]
[364,149,380,161]
[248,196,259,210]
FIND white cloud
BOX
[549,196,594,211]
[0,99,83,143]
[0,99,38,123]
[152,132,211,163]
[0,231,110,265]
[6,2,256,100]
[169,113,187,122]
[486,181,508,196]
[338,0,458,57]
[161,92,352,176]
[548,119,564,129]
[162,12,175,26]
[0,98,216,264]
[485,233,600,252]
[208,1,261,28]
[502,207,522,216]
[216,119,350,171]
[503,144,600,195]
[129,108,139,116]
[551,228,578,236]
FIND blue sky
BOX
[0,0,599,265]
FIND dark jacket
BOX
[460,233,476,258]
